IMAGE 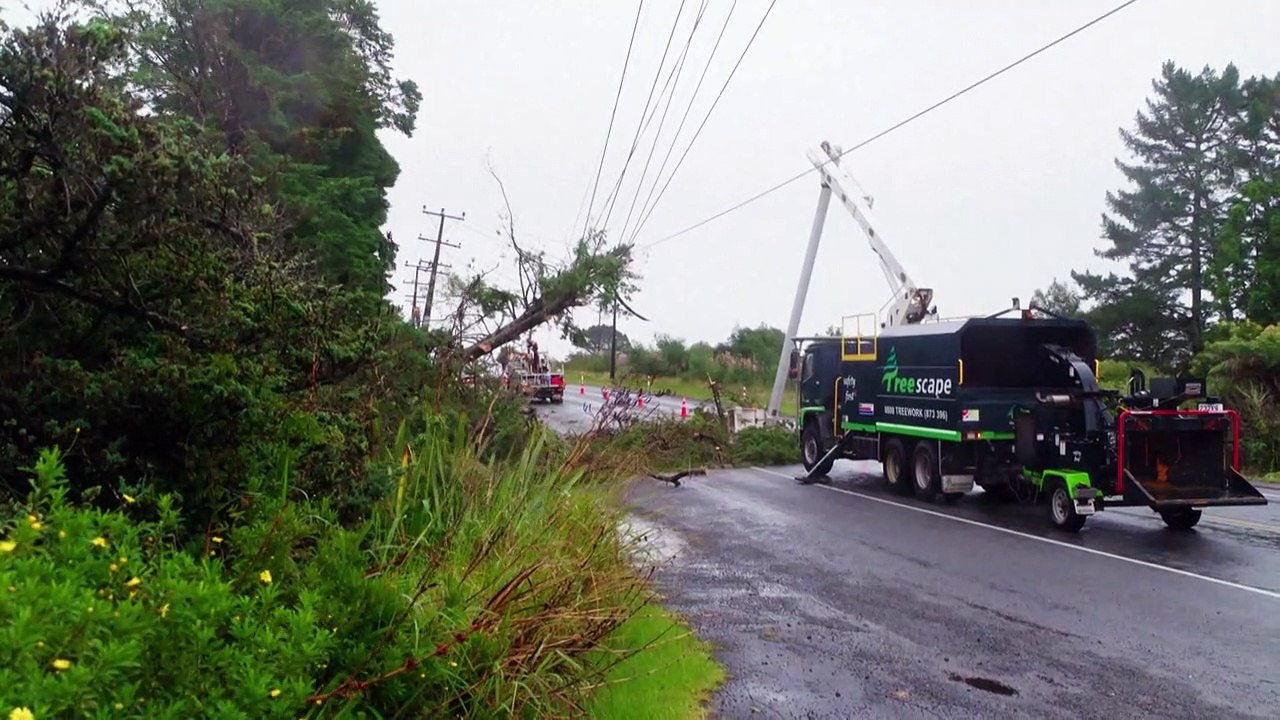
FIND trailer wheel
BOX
[1159,508,1202,531]
[912,442,942,502]
[882,438,913,496]
[1048,482,1087,532]
[801,420,835,476]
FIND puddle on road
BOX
[618,514,687,569]
[947,673,1019,696]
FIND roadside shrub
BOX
[2,415,650,718]
[730,426,798,466]
[0,448,348,718]
[1193,322,1280,473]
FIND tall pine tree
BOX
[1215,73,1280,326]
[1075,62,1243,364]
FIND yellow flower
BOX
[9,707,34,720]
[259,569,272,584]
[28,521,42,531]
[91,537,108,548]
[449,661,458,668]
[51,658,71,671]
[109,563,119,573]
[0,540,15,553]
[211,536,223,544]
[270,689,282,698]
[122,493,136,504]
[57,530,66,539]
[125,577,141,588]
[26,514,37,523]
[160,603,170,618]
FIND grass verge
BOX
[588,603,725,720]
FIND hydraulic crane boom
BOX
[807,141,934,328]
[767,141,935,416]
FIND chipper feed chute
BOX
[1117,409,1267,509]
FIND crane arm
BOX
[805,141,935,327]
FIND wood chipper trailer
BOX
[790,307,1268,531]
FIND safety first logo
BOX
[881,346,955,398]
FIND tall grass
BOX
[317,413,658,717]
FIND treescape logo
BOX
[881,346,954,398]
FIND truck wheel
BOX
[882,438,913,496]
[1048,482,1087,532]
[912,442,942,502]
[801,421,835,476]
[1159,508,1202,531]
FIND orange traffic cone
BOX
[680,397,688,418]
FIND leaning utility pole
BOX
[420,206,465,327]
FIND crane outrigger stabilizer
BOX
[767,141,936,416]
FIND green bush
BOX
[730,426,798,466]
[0,448,350,718]
[1193,322,1280,473]
[2,416,649,718]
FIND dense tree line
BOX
[1033,61,1279,472]
[0,3,659,716]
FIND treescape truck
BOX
[789,304,1269,531]
[771,140,1266,532]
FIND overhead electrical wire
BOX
[626,0,740,245]
[598,0,690,229]
[617,0,712,241]
[581,0,644,241]
[638,0,1143,250]
[627,0,779,245]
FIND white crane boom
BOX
[766,140,935,416]
[806,141,934,328]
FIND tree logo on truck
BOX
[881,345,954,398]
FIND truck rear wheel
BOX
[801,420,835,476]
[912,441,942,502]
[1048,482,1087,532]
[882,438,913,496]
[1159,508,1202,531]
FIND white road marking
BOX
[751,467,1280,601]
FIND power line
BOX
[639,0,1143,250]
[626,0,739,245]
[582,0,645,240]
[599,0,690,229]
[618,0,712,243]
[627,0,779,244]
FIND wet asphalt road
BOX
[534,402,1280,719]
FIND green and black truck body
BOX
[791,309,1268,531]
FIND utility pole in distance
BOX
[421,206,464,327]
[402,259,441,327]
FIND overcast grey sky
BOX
[374,0,1280,360]
[10,1,1280,361]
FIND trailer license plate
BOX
[1075,498,1096,516]
[1197,403,1224,412]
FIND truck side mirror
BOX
[787,349,800,379]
